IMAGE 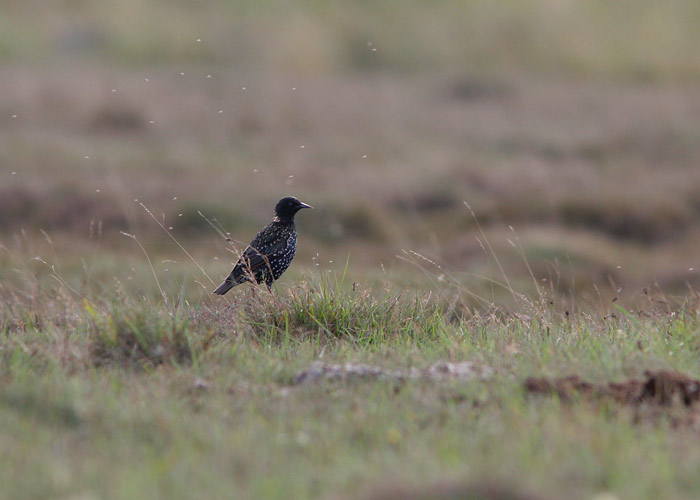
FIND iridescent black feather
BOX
[213,197,312,294]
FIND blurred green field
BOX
[3,2,700,499]
[3,1,700,307]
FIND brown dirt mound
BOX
[638,370,700,406]
[350,481,548,500]
[525,371,700,429]
[525,370,700,407]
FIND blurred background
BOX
[2,0,700,309]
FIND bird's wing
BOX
[249,223,290,257]
[236,245,271,273]
[231,226,288,280]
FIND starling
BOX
[213,196,312,294]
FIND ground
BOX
[3,2,700,499]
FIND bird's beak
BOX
[299,202,313,209]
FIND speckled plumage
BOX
[213,197,312,294]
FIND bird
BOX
[213,196,312,294]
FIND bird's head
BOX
[274,196,313,222]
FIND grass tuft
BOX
[88,302,193,369]
[197,277,451,347]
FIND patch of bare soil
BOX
[525,370,700,428]
[348,480,549,500]
[293,361,493,385]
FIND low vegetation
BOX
[4,1,700,498]
[2,255,700,499]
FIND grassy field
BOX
[3,1,700,499]
[3,272,700,500]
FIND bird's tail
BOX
[212,279,237,295]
